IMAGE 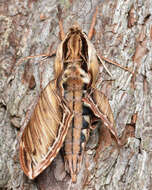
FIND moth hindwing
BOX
[20,25,120,183]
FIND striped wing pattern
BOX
[83,90,120,144]
[19,80,72,179]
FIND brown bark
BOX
[0,0,152,189]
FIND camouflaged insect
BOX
[19,25,120,183]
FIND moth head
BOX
[69,22,82,33]
[54,25,99,86]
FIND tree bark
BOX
[0,0,152,189]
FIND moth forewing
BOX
[54,42,64,79]
[19,80,73,179]
[86,37,99,86]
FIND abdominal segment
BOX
[63,78,92,182]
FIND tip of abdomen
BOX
[71,173,77,183]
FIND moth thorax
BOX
[62,64,91,85]
[66,33,82,60]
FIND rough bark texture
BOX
[0,0,152,189]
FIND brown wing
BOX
[83,90,121,144]
[19,80,72,179]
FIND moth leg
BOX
[15,51,55,68]
[83,90,121,145]
[98,53,133,74]
[32,50,55,91]
[88,7,98,40]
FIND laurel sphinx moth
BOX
[19,24,121,183]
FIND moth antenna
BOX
[57,5,65,40]
[88,7,98,40]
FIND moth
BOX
[19,20,121,183]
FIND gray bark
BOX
[0,0,152,189]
